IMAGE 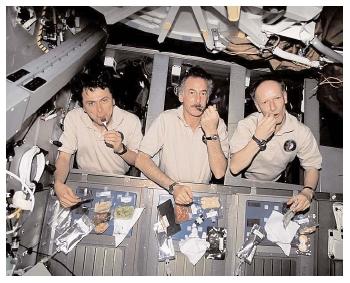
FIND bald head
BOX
[251,79,286,100]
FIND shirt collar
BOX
[176,105,202,129]
[109,106,124,129]
[275,112,294,135]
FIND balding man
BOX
[230,78,322,213]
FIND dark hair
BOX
[71,66,113,105]
[250,77,286,100]
[177,66,214,96]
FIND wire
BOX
[319,76,343,88]
[6,208,22,220]
[6,170,36,236]
[234,259,244,276]
[19,244,75,276]
[311,75,343,92]
[6,222,21,235]
[11,113,38,149]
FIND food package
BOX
[114,205,135,219]
[174,204,191,224]
[201,196,220,209]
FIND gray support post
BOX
[303,78,323,191]
[303,78,320,143]
[224,63,247,185]
[145,54,169,131]
[305,78,343,193]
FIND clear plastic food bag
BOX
[295,213,319,235]
[153,220,175,262]
[174,204,191,224]
[55,214,94,254]
[47,200,72,234]
[296,234,311,256]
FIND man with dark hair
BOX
[135,66,229,205]
[55,67,143,207]
[230,78,322,212]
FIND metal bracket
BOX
[192,6,215,50]
[158,7,180,43]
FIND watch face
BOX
[260,140,267,151]
[202,134,219,144]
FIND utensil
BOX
[101,118,108,131]
[282,209,295,229]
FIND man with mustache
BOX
[54,67,143,207]
[230,78,322,213]
[136,66,229,205]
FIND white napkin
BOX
[264,210,300,256]
[113,207,144,247]
[179,237,210,265]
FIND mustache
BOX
[193,104,206,112]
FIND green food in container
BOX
[114,206,135,219]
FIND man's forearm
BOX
[206,141,227,179]
[118,147,137,166]
[54,154,71,185]
[304,168,319,189]
[296,168,319,201]
[230,139,260,175]
[135,152,174,189]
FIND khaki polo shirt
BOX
[230,112,322,181]
[58,106,143,175]
[139,105,229,184]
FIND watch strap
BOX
[115,143,127,155]
[252,135,267,151]
[168,182,179,195]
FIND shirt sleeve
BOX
[297,126,322,170]
[138,114,165,157]
[58,111,78,155]
[125,116,143,153]
[229,119,255,154]
[217,119,229,158]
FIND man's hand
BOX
[54,182,80,208]
[104,130,124,153]
[200,105,219,135]
[287,192,312,213]
[254,114,277,140]
[173,184,193,205]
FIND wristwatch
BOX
[202,134,219,144]
[114,143,127,155]
[168,182,179,195]
[252,135,267,151]
[300,186,315,201]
